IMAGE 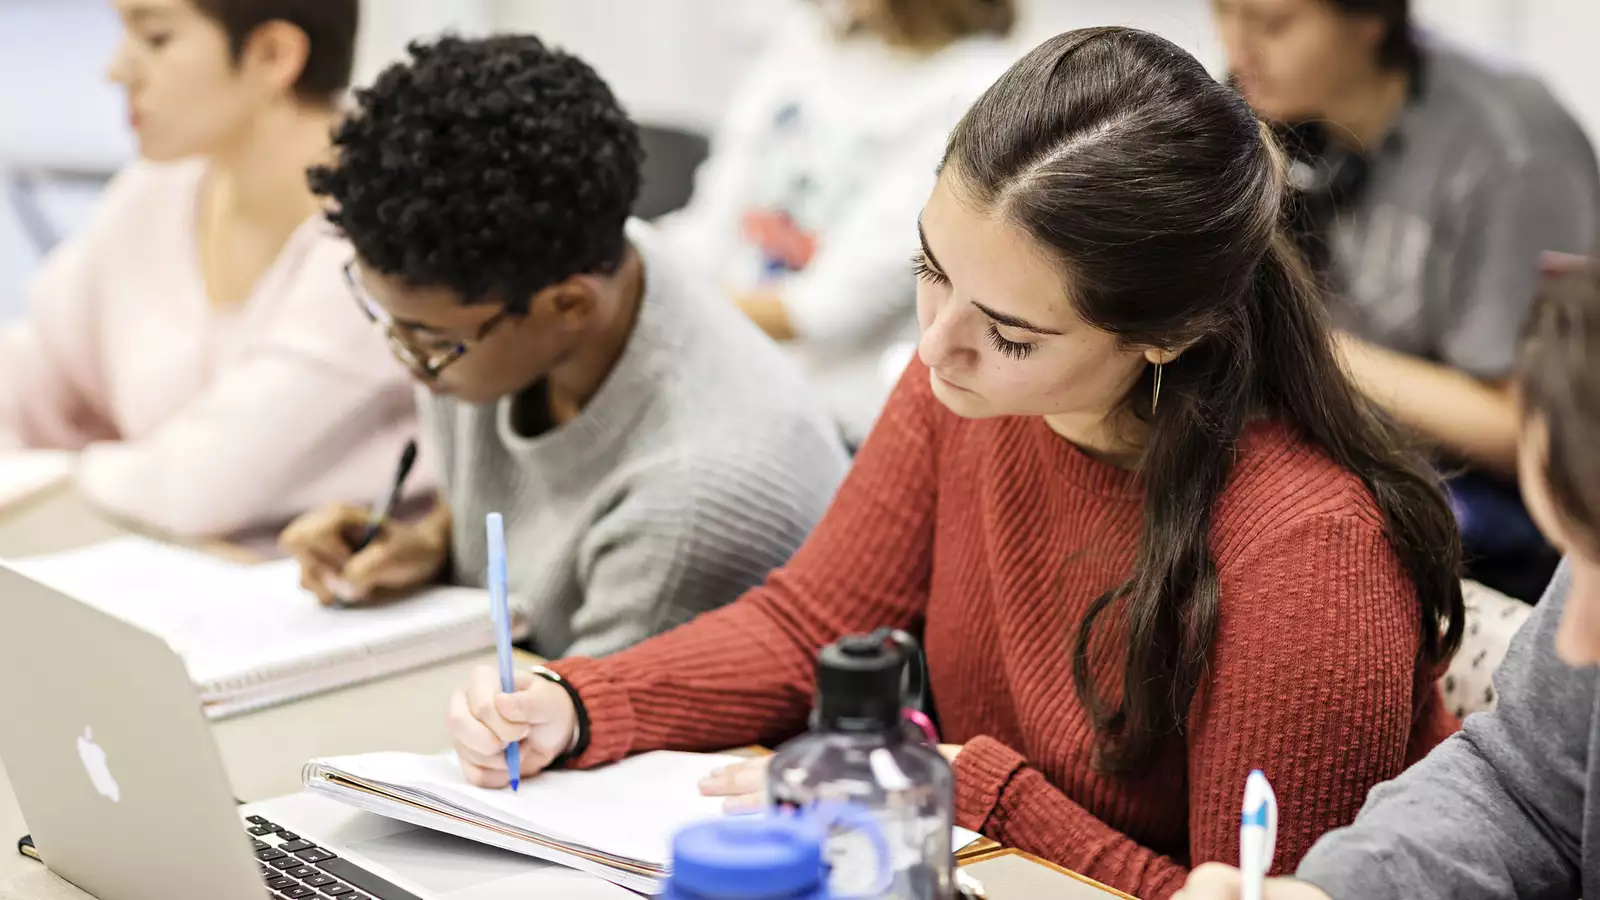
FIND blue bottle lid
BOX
[665,815,829,900]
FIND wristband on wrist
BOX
[529,665,590,768]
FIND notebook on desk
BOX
[304,750,734,895]
[303,750,986,896]
[5,536,517,718]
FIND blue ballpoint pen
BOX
[486,512,520,791]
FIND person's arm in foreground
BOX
[447,362,940,781]
[947,512,1430,900]
[1178,563,1586,900]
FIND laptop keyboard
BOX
[244,815,421,900]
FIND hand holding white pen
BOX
[1173,770,1334,900]
[1239,770,1277,900]
[1175,869,1331,900]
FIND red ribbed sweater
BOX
[551,360,1456,900]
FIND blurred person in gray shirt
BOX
[1213,0,1599,596]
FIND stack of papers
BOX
[303,750,986,895]
[6,536,511,717]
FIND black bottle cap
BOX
[814,631,904,733]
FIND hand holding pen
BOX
[350,439,419,557]
[279,439,448,606]
[1174,771,1333,900]
[326,439,421,608]
[1239,770,1277,900]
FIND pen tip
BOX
[510,779,519,792]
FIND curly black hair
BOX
[309,35,642,312]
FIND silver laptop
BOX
[0,562,439,900]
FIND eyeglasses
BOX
[343,260,510,383]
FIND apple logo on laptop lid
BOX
[76,727,120,803]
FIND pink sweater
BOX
[0,159,424,538]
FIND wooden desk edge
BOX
[956,836,1001,860]
[958,847,1139,899]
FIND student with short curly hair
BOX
[279,35,848,658]
[0,0,420,539]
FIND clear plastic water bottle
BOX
[767,630,956,900]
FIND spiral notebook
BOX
[5,536,512,718]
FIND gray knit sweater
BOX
[1298,561,1597,899]
[419,220,849,658]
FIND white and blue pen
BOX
[486,512,519,791]
[1240,769,1278,900]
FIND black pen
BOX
[332,439,418,609]
[353,439,418,554]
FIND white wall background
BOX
[2,0,1596,320]
[485,0,792,134]
[483,0,1600,149]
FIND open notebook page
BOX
[6,536,492,688]
[315,751,734,866]
[313,751,986,866]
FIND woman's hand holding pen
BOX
[447,665,578,787]
[279,501,451,605]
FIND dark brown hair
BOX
[1518,257,1600,550]
[1324,0,1418,72]
[191,0,358,104]
[945,27,1463,773]
[825,0,1016,50]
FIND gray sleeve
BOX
[1441,150,1599,379]
[564,435,845,659]
[1295,563,1590,900]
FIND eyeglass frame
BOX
[342,259,512,382]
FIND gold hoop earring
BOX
[1151,362,1163,416]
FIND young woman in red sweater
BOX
[444,27,1465,899]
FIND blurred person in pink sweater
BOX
[0,0,423,539]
